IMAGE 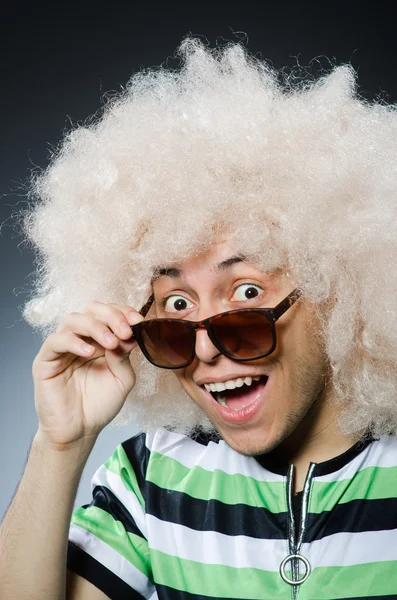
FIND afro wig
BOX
[17,39,397,436]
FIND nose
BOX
[194,328,221,363]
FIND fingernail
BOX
[81,344,94,354]
[120,322,132,334]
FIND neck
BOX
[273,396,360,494]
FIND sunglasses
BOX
[131,289,301,369]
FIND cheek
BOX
[173,368,208,407]
[278,304,320,359]
[285,318,328,388]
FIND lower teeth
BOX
[217,396,247,411]
[214,377,266,410]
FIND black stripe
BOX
[254,436,375,476]
[121,432,150,493]
[305,497,397,542]
[155,584,259,600]
[311,435,375,477]
[337,596,397,600]
[67,542,146,600]
[90,485,145,540]
[145,481,289,539]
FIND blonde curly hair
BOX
[16,38,397,436]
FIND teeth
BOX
[217,396,228,407]
[203,375,266,410]
[204,376,262,393]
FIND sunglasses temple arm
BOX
[129,295,154,338]
[273,289,301,320]
[138,294,155,318]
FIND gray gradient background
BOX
[1,1,397,521]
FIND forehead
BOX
[152,242,247,281]
[151,242,285,286]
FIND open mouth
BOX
[204,375,269,411]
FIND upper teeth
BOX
[204,376,261,393]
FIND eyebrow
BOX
[152,255,246,280]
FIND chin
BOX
[217,427,280,457]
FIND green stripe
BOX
[301,561,397,599]
[151,550,397,599]
[311,466,397,513]
[146,451,286,512]
[104,445,145,508]
[71,506,151,578]
[150,549,288,598]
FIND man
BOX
[1,39,397,599]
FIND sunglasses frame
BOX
[131,288,301,369]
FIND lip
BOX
[201,376,270,425]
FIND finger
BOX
[104,336,138,360]
[57,312,124,349]
[35,331,98,364]
[104,345,137,392]
[80,302,145,340]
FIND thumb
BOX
[105,338,138,393]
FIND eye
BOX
[163,295,194,313]
[232,283,263,302]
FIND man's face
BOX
[152,243,332,457]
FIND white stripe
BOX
[146,428,285,483]
[146,514,286,572]
[315,436,397,484]
[303,528,397,567]
[146,514,397,572]
[69,523,155,598]
[91,464,148,539]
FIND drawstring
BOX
[280,463,315,596]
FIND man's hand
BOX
[32,301,144,450]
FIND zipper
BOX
[280,463,315,598]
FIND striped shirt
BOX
[67,428,397,599]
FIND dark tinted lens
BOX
[140,320,194,367]
[211,311,274,358]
